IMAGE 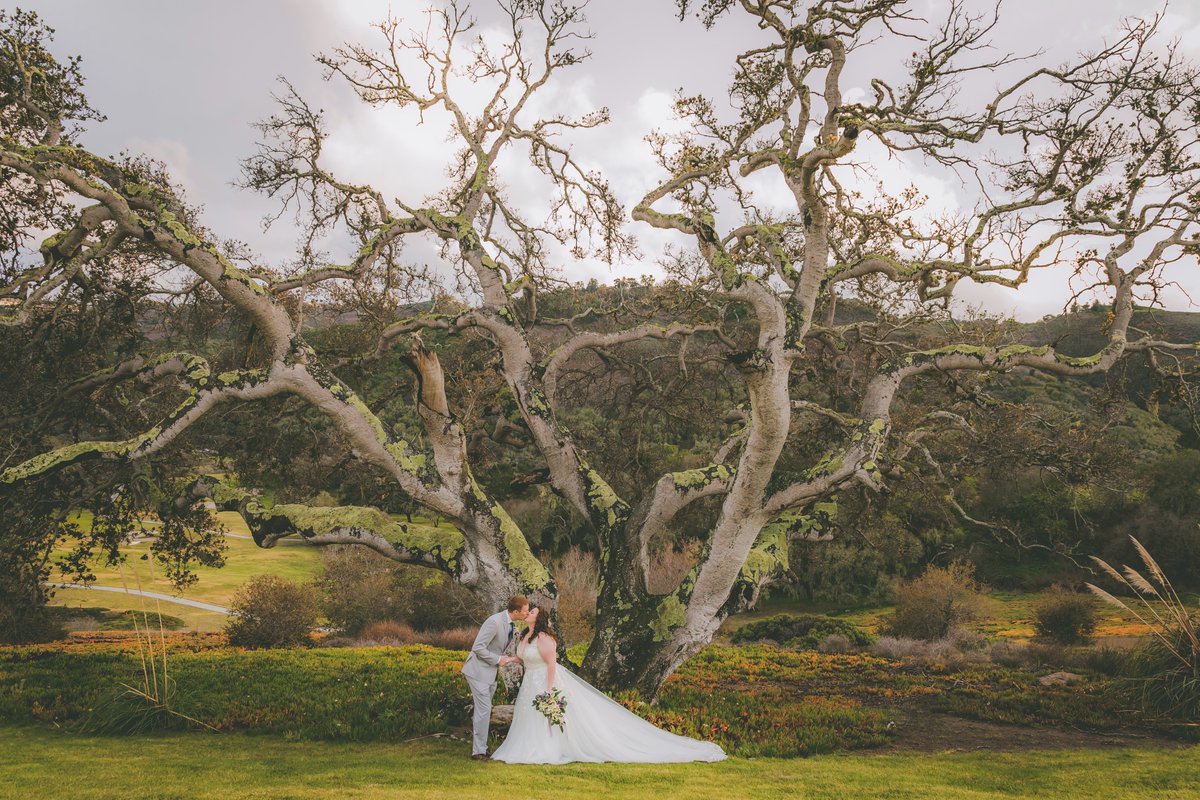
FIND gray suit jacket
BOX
[461,610,513,684]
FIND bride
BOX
[489,606,727,764]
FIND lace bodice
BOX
[519,639,549,671]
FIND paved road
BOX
[48,583,340,632]
[46,583,231,614]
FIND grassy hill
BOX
[49,510,322,631]
[48,508,467,632]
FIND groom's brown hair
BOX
[507,595,529,612]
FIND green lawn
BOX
[70,510,322,589]
[2,725,1197,800]
[50,511,324,628]
[49,509,465,630]
[49,587,230,630]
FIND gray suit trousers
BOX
[465,674,496,756]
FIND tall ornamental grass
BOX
[1087,536,1200,721]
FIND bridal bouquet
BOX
[532,687,568,731]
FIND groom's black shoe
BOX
[470,753,491,761]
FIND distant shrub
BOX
[315,545,484,634]
[415,626,477,651]
[869,636,924,660]
[357,620,418,646]
[314,547,405,634]
[225,575,319,648]
[732,614,874,649]
[1081,645,1127,677]
[817,634,854,654]
[646,540,702,595]
[886,562,984,640]
[986,641,1027,668]
[334,622,477,652]
[551,548,598,645]
[1033,588,1098,644]
[870,633,986,666]
[396,573,484,633]
[943,626,983,651]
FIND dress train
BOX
[490,640,727,764]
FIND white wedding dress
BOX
[490,639,727,764]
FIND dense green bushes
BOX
[0,644,468,740]
[731,614,874,650]
[0,640,894,755]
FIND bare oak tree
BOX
[2,1,1198,695]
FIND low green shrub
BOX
[887,562,984,640]
[1033,588,1098,644]
[1079,645,1127,677]
[225,575,319,648]
[731,614,874,649]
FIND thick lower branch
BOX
[0,367,280,485]
[237,498,468,575]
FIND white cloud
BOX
[128,138,195,194]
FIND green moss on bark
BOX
[650,594,687,642]
[491,501,552,591]
[804,449,845,480]
[738,519,791,585]
[671,464,734,490]
[244,502,466,573]
[579,462,629,529]
[0,428,162,484]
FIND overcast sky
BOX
[16,0,1200,320]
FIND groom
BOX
[461,594,529,760]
